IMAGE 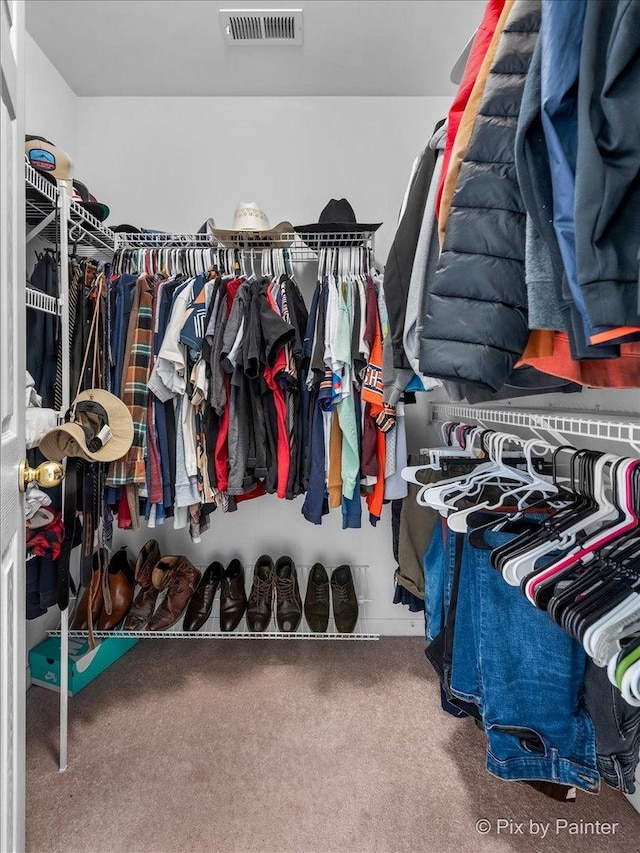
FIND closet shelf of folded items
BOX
[427,403,640,453]
[114,230,376,261]
[48,630,379,641]
[26,162,116,256]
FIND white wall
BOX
[75,96,451,261]
[24,32,77,159]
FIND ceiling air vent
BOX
[220,9,303,45]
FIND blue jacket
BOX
[575,0,640,329]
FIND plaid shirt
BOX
[107,274,155,486]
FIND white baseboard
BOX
[363,617,425,637]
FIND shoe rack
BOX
[49,564,378,641]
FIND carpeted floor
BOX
[26,637,640,853]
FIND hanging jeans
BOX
[584,659,640,794]
[424,524,482,721]
[447,528,599,791]
[423,519,451,643]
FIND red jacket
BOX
[436,0,506,217]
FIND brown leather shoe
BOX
[123,540,161,631]
[147,557,201,632]
[246,556,274,632]
[151,556,178,591]
[71,549,106,630]
[183,560,223,632]
[97,548,136,630]
[331,565,359,633]
[274,556,302,632]
[219,559,247,632]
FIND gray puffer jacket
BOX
[419,0,541,392]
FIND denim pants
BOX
[423,519,454,643]
[443,527,599,791]
[424,525,482,720]
[584,659,640,793]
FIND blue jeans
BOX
[423,521,456,643]
[584,659,640,793]
[449,529,599,791]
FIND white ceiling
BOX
[25,0,485,97]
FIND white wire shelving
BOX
[50,630,378,641]
[426,403,640,454]
[25,286,60,316]
[26,162,116,256]
[48,564,378,642]
[114,230,376,262]
[26,159,118,773]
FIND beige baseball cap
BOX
[25,136,74,194]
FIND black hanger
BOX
[490,449,606,574]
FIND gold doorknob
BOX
[18,460,65,492]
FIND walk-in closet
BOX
[3,1,640,851]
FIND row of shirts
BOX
[103,267,408,541]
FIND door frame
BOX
[0,0,26,849]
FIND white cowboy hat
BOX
[212,202,294,248]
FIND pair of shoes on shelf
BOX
[247,555,303,633]
[121,540,201,632]
[72,547,136,631]
[183,559,247,632]
[304,564,358,633]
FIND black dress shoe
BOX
[304,563,329,632]
[331,565,358,633]
[183,561,223,632]
[219,559,247,632]
[246,555,274,632]
[275,556,302,633]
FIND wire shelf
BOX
[114,231,375,262]
[66,199,117,255]
[26,162,116,256]
[49,564,375,641]
[26,286,60,316]
[48,630,379,641]
[25,162,58,203]
[428,403,640,452]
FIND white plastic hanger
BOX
[401,423,478,484]
[446,437,558,534]
[420,431,527,511]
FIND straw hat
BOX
[212,202,294,248]
[39,389,134,463]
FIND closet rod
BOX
[426,403,640,454]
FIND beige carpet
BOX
[26,637,640,853]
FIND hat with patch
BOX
[25,135,73,194]
[25,135,110,222]
[39,389,134,463]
